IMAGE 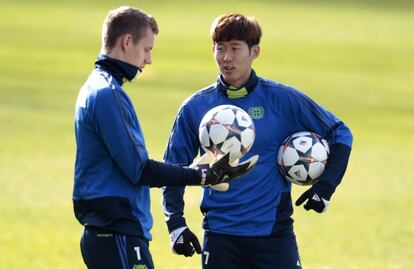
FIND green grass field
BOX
[1,0,413,268]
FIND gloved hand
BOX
[197,152,258,186]
[295,184,332,213]
[170,227,201,257]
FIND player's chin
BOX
[221,73,237,84]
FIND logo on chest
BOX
[248,106,265,119]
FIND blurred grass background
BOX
[0,0,413,268]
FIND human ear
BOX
[121,34,133,51]
[251,45,260,59]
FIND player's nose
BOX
[223,51,233,61]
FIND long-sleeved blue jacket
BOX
[73,55,199,240]
[162,71,353,236]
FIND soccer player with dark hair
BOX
[73,7,257,269]
[162,13,353,268]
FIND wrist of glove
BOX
[196,152,258,186]
[170,227,201,257]
[295,182,335,213]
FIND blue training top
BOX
[162,70,353,236]
[73,55,152,240]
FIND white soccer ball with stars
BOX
[278,131,330,185]
[199,105,255,163]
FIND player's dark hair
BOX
[210,13,262,48]
[102,6,159,51]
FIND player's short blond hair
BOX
[102,6,159,50]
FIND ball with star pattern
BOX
[278,131,330,185]
[199,105,255,163]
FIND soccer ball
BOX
[199,105,255,163]
[278,131,330,185]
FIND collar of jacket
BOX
[217,69,259,98]
[95,54,142,86]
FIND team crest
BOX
[248,106,264,119]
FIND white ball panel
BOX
[221,136,242,162]
[292,136,313,154]
[286,175,304,185]
[199,126,210,148]
[287,164,308,182]
[282,147,300,166]
[214,109,235,125]
[235,110,252,128]
[308,162,325,179]
[209,124,229,144]
[311,142,328,161]
[240,128,255,148]
[199,108,219,128]
[322,139,330,154]
[221,136,241,152]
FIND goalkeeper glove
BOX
[295,183,334,213]
[197,152,258,186]
[170,227,201,257]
